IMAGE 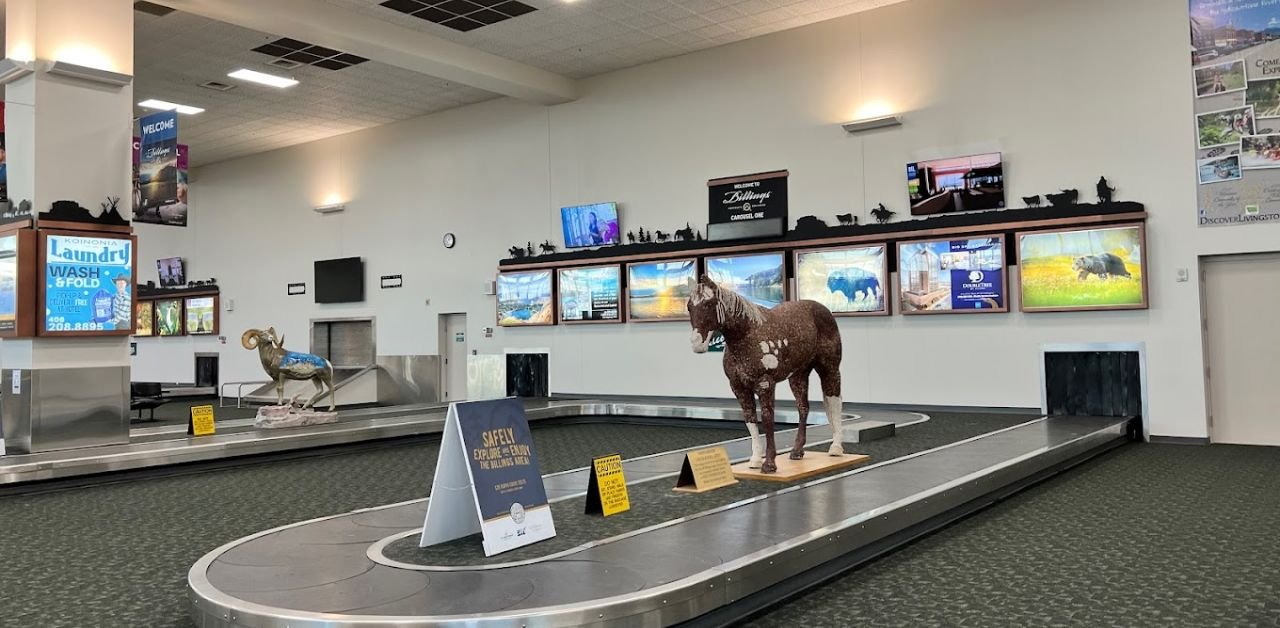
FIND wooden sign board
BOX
[585,453,630,517]
[673,446,738,494]
[188,404,216,436]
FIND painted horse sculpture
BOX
[241,327,336,411]
[686,275,844,473]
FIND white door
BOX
[440,314,468,402]
[1203,254,1280,445]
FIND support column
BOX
[1,0,136,454]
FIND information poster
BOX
[1191,1,1280,225]
[185,296,215,334]
[558,265,621,322]
[42,234,133,334]
[898,237,1006,313]
[420,398,555,557]
[0,234,17,332]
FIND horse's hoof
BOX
[789,450,805,460]
[748,458,762,469]
[762,461,777,473]
[828,444,845,456]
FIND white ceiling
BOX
[136,0,908,166]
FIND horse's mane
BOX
[716,286,766,326]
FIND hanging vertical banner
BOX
[136,111,183,226]
[0,101,7,202]
[131,136,141,217]
[1191,1,1280,225]
[420,398,556,556]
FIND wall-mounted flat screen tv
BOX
[898,235,1007,314]
[705,252,786,309]
[155,298,183,336]
[314,257,365,304]
[794,245,888,316]
[907,152,1005,216]
[558,265,622,323]
[497,270,555,327]
[135,301,154,337]
[627,258,697,322]
[157,256,185,288]
[185,296,218,334]
[561,202,621,248]
[41,233,136,335]
[1018,224,1147,312]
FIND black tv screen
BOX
[314,257,364,304]
[907,152,1005,216]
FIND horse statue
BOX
[241,327,336,411]
[686,276,844,473]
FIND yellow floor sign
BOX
[189,405,216,436]
[584,453,630,517]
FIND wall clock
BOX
[443,233,456,249]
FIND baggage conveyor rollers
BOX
[187,414,1134,627]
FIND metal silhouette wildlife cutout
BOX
[686,275,844,473]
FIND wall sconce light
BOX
[0,58,35,85]
[46,60,133,87]
[313,203,346,214]
[841,114,903,134]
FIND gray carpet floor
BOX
[745,443,1280,628]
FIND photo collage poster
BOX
[1192,1,1280,225]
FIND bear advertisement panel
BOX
[1018,224,1147,312]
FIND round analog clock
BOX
[442,233,456,249]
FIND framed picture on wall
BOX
[134,301,154,337]
[1017,223,1148,312]
[558,264,622,324]
[0,229,37,338]
[897,235,1008,314]
[184,295,219,335]
[496,270,555,327]
[626,258,697,322]
[793,244,889,316]
[704,251,786,308]
[154,298,184,336]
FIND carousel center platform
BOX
[187,413,1134,627]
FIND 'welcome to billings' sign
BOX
[708,170,789,226]
[43,234,134,334]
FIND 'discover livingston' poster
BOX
[1191,1,1280,226]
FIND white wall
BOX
[136,0,1273,439]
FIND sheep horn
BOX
[241,329,260,349]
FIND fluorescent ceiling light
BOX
[138,99,205,115]
[227,68,298,88]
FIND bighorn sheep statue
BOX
[241,327,336,411]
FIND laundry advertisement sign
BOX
[42,234,134,334]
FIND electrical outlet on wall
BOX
[1176,268,1189,283]
[226,297,235,311]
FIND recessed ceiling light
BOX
[138,98,205,115]
[227,68,298,88]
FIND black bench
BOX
[130,382,169,422]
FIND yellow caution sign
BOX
[189,405,216,437]
[585,453,630,517]
[673,446,738,493]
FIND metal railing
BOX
[218,381,271,408]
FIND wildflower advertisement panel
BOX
[41,233,135,335]
[1191,1,1280,225]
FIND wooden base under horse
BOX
[686,276,844,473]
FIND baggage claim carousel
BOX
[176,401,1136,628]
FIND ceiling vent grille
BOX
[378,0,538,32]
[199,81,236,91]
[251,38,369,71]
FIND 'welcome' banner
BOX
[137,111,179,220]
